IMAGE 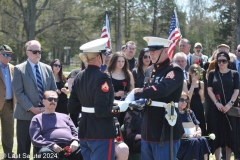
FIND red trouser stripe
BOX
[107,139,113,160]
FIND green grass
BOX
[63,65,79,73]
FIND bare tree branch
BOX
[36,0,49,20]
[12,0,22,10]
[35,17,82,35]
[0,30,24,43]
[3,10,19,20]
[72,22,90,41]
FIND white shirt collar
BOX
[27,59,40,67]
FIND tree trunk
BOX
[24,0,38,40]
[152,0,158,36]
[236,0,240,45]
[124,0,128,43]
[116,0,123,51]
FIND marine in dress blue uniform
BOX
[134,37,184,160]
[68,38,121,160]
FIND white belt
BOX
[150,101,178,108]
[82,107,95,113]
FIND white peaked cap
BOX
[143,36,172,48]
[80,38,108,52]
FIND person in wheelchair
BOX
[29,90,82,160]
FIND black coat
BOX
[68,65,119,139]
[135,58,184,142]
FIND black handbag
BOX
[218,71,240,117]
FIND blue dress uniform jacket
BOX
[135,58,184,142]
[68,65,118,139]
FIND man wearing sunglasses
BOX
[133,37,184,160]
[12,40,57,160]
[29,90,82,160]
[0,44,16,159]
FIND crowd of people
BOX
[0,37,240,160]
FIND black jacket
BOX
[135,58,184,142]
[68,65,119,139]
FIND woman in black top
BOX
[107,53,134,126]
[207,52,240,160]
[132,48,152,88]
[50,59,69,114]
[187,64,206,136]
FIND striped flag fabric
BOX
[101,9,112,49]
[168,9,181,59]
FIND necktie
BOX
[183,71,187,80]
[238,63,240,73]
[35,65,44,106]
[186,59,190,71]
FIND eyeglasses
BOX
[45,97,58,102]
[217,59,228,64]
[143,55,150,59]
[238,49,240,52]
[179,98,189,103]
[28,50,43,54]
[105,51,112,55]
[2,53,12,57]
[53,64,62,68]
[195,47,202,49]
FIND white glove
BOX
[117,101,129,112]
[125,89,135,102]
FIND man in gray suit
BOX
[12,40,57,159]
[179,38,203,71]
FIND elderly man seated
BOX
[29,90,82,160]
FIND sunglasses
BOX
[217,59,228,64]
[143,55,150,59]
[45,97,58,102]
[179,98,189,103]
[238,49,240,52]
[53,64,62,68]
[2,53,12,57]
[105,51,112,55]
[28,50,43,54]
[195,47,202,49]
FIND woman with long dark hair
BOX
[107,53,134,126]
[50,59,69,114]
[132,48,151,88]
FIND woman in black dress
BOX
[207,52,239,160]
[132,48,151,88]
[50,59,69,114]
[187,64,206,136]
[107,53,134,126]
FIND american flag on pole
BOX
[168,9,181,59]
[101,9,112,49]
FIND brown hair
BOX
[188,64,201,83]
[107,53,131,91]
[180,92,190,114]
[50,59,67,83]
